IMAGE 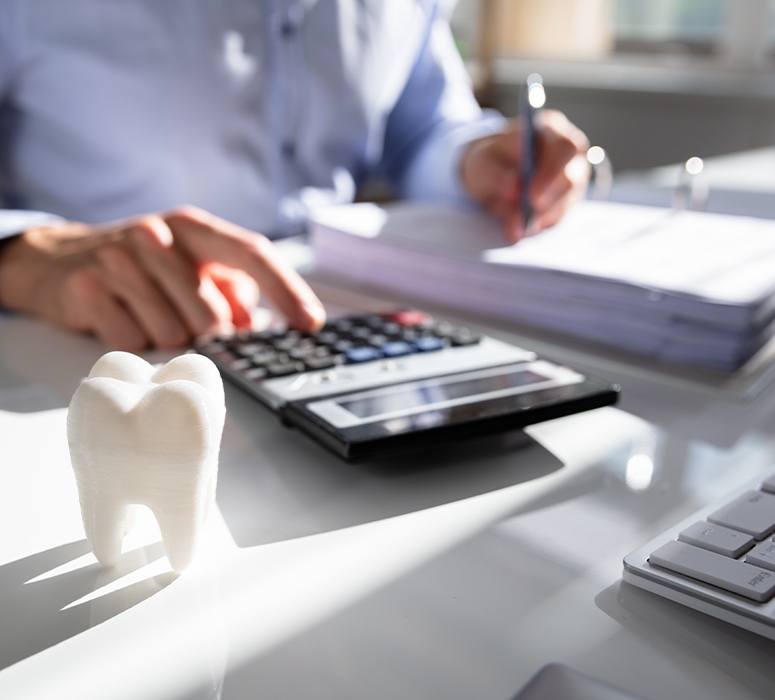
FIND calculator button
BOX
[304,355,342,371]
[210,350,237,365]
[244,367,268,382]
[333,339,354,353]
[649,540,775,602]
[708,491,775,539]
[250,350,279,366]
[413,336,447,353]
[234,343,269,358]
[316,331,340,346]
[745,540,775,572]
[387,310,432,327]
[229,358,252,371]
[350,327,372,341]
[266,361,304,377]
[345,346,382,363]
[200,341,226,354]
[289,345,317,360]
[678,521,754,558]
[450,330,482,347]
[381,341,413,358]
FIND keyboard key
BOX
[244,367,267,382]
[649,540,775,602]
[413,336,447,353]
[678,521,754,558]
[345,346,382,363]
[760,474,775,495]
[381,341,413,357]
[367,334,388,347]
[265,361,304,377]
[708,491,775,539]
[333,339,354,353]
[745,541,775,572]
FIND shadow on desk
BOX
[0,539,174,672]
[218,386,565,548]
[595,581,775,699]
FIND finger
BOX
[484,121,521,164]
[206,264,259,329]
[61,267,148,350]
[164,207,325,331]
[198,272,236,334]
[533,154,590,218]
[127,216,223,336]
[95,244,190,348]
[530,111,588,204]
[534,179,586,232]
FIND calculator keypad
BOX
[197,310,482,382]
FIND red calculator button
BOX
[386,310,432,327]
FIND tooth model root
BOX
[67,352,225,573]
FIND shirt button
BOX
[281,141,296,160]
[280,20,296,38]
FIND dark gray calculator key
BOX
[304,356,340,371]
[649,540,775,602]
[760,474,775,495]
[350,327,372,341]
[450,331,482,347]
[289,346,317,360]
[708,490,775,539]
[316,331,340,346]
[250,350,279,366]
[210,350,237,365]
[381,322,401,336]
[234,343,269,358]
[244,367,268,382]
[678,521,754,558]
[266,361,304,377]
[333,339,354,353]
[745,540,775,572]
[229,358,252,371]
[200,341,226,354]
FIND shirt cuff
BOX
[398,110,507,208]
[0,210,64,239]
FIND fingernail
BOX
[302,301,326,330]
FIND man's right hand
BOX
[0,206,326,350]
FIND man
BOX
[0,1,589,350]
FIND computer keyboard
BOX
[624,472,775,639]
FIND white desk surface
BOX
[2,253,775,699]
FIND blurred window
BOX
[614,0,725,55]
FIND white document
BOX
[310,201,775,370]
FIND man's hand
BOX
[0,206,326,350]
[460,111,590,244]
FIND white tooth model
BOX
[67,351,225,573]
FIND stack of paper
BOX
[309,201,775,371]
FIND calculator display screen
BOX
[337,369,549,419]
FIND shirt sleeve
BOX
[0,2,63,241]
[380,2,506,207]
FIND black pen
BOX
[520,73,545,236]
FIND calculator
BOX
[195,310,620,459]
